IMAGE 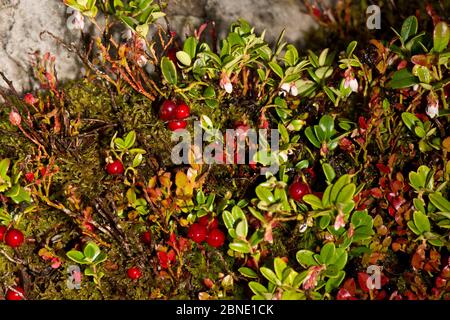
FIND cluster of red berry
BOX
[188,215,225,248]
[0,227,26,299]
[159,100,190,131]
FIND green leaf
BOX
[303,194,323,210]
[319,115,334,139]
[413,198,426,214]
[401,16,418,43]
[94,252,107,264]
[305,127,320,148]
[401,112,420,131]
[274,257,287,279]
[66,250,85,264]
[336,183,356,204]
[255,186,275,204]
[239,267,259,278]
[160,56,177,85]
[176,51,191,66]
[183,36,198,59]
[269,61,284,78]
[249,281,268,295]
[319,214,331,230]
[387,69,418,89]
[433,22,450,53]
[322,162,336,183]
[407,220,421,235]
[296,250,317,268]
[260,267,280,285]
[429,193,450,212]
[236,219,248,239]
[413,211,430,234]
[5,185,31,204]
[124,131,136,149]
[0,158,10,180]
[83,242,100,261]
[203,86,215,98]
[320,242,336,265]
[248,207,265,223]
[131,153,143,167]
[222,211,235,230]
[346,41,357,56]
[330,175,351,203]
[325,270,345,293]
[229,240,251,253]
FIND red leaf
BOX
[357,272,370,292]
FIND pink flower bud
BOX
[9,110,21,126]
[24,93,36,105]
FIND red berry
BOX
[208,217,219,230]
[167,48,177,65]
[159,100,177,121]
[168,120,187,131]
[5,229,24,248]
[24,93,36,105]
[288,181,310,202]
[106,160,124,175]
[175,104,190,119]
[25,172,34,183]
[206,228,225,248]
[127,267,142,280]
[6,286,25,300]
[0,225,6,242]
[198,216,219,230]
[198,216,209,226]
[141,231,151,244]
[187,223,207,244]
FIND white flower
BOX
[66,10,84,31]
[333,212,346,230]
[136,55,148,67]
[220,72,233,94]
[426,94,439,118]
[344,68,358,92]
[344,77,358,92]
[280,82,298,96]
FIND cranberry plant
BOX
[0,0,448,300]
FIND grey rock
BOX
[0,0,321,93]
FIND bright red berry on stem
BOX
[24,93,36,105]
[206,228,225,248]
[0,225,6,242]
[188,223,207,243]
[168,120,187,131]
[6,286,25,300]
[106,160,124,175]
[175,104,190,119]
[288,181,310,202]
[5,229,24,248]
[159,100,177,121]
[127,267,142,280]
[141,231,151,244]
[25,172,34,183]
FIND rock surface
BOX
[0,0,320,92]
